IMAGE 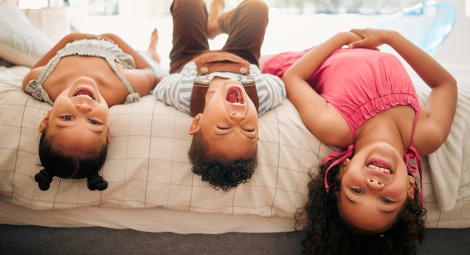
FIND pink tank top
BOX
[263,48,424,206]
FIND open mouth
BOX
[366,159,393,175]
[73,87,96,101]
[226,86,244,104]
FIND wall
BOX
[434,0,470,66]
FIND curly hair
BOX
[36,130,109,191]
[299,156,426,255]
[188,132,257,191]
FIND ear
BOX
[338,158,350,179]
[38,110,51,133]
[407,175,416,199]
[188,113,202,135]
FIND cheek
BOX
[387,179,409,199]
[247,106,259,124]
[97,106,110,120]
[342,170,362,186]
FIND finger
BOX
[348,39,367,48]
[350,29,364,37]
[100,36,115,43]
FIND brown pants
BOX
[169,0,269,73]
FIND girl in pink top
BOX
[262,29,457,254]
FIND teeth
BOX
[76,94,93,100]
[368,164,392,174]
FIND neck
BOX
[354,117,406,156]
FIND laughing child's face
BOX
[189,77,258,160]
[337,142,416,232]
[39,77,110,157]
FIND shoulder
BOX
[22,66,46,91]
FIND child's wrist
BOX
[334,32,353,46]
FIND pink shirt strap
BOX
[322,144,354,192]
[404,146,424,207]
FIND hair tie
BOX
[87,173,108,191]
[34,168,53,191]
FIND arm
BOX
[350,29,457,154]
[154,73,192,114]
[32,33,105,68]
[123,69,161,96]
[256,73,286,115]
[98,33,162,94]
[282,32,361,146]
[98,33,152,70]
[23,33,116,91]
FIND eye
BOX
[381,197,393,204]
[217,125,230,130]
[61,115,74,121]
[242,128,255,133]
[89,119,101,125]
[350,187,364,194]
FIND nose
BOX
[76,103,92,113]
[366,178,384,190]
[230,112,245,121]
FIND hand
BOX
[348,28,392,49]
[68,33,115,44]
[96,35,115,44]
[343,31,363,45]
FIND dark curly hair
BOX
[299,155,426,255]
[35,129,109,191]
[188,132,257,191]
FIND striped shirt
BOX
[153,61,286,116]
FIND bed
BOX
[1,1,470,251]
[1,61,470,234]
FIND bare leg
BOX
[145,28,161,63]
[208,0,225,39]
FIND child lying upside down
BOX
[154,0,285,191]
[261,29,457,254]
[22,30,162,191]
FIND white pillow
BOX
[23,7,71,44]
[0,0,51,66]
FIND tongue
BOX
[227,92,237,103]
[226,88,239,103]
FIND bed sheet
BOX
[0,65,469,231]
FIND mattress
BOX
[0,64,469,233]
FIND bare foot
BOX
[208,0,225,39]
[146,28,160,63]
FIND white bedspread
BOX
[1,65,469,230]
[411,64,470,211]
[0,66,319,217]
